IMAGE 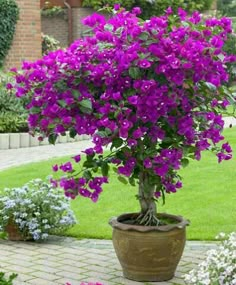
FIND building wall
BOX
[42,14,68,47]
[72,8,94,41]
[41,7,94,46]
[4,0,42,70]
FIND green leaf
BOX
[160,188,166,205]
[110,138,123,150]
[128,67,141,79]
[58,100,67,108]
[83,160,96,168]
[118,176,128,185]
[48,133,58,145]
[83,170,92,180]
[139,31,150,41]
[128,176,136,186]
[104,23,114,32]
[96,130,107,138]
[101,162,109,176]
[181,158,189,168]
[79,99,92,114]
[69,128,77,138]
[72,90,81,99]
[30,107,40,114]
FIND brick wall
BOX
[4,0,41,70]
[41,7,94,46]
[42,14,68,47]
[72,8,94,40]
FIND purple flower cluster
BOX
[12,7,235,202]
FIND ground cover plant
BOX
[0,128,235,240]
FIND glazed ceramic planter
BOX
[109,212,190,282]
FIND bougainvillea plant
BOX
[11,6,236,226]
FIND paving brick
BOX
[56,278,89,285]
[85,271,117,281]
[170,277,187,285]
[32,254,64,262]
[31,265,61,274]
[15,273,36,282]
[55,270,89,280]
[31,271,62,281]
[27,278,61,285]
[2,265,35,274]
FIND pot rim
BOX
[109,212,190,232]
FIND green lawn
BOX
[0,128,236,241]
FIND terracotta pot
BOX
[5,220,31,241]
[109,213,190,282]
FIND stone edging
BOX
[0,132,90,150]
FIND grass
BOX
[0,128,236,241]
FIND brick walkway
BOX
[0,236,218,285]
[1,118,232,285]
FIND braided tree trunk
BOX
[136,172,160,226]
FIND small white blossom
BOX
[0,178,77,240]
[184,232,236,285]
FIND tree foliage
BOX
[0,0,19,67]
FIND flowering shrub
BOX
[12,7,236,226]
[184,232,236,285]
[0,179,76,240]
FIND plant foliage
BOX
[0,0,19,67]
[41,6,66,17]
[12,8,236,226]
[83,0,213,19]
[0,72,28,133]
[217,0,236,16]
[0,272,17,285]
[42,33,61,55]
[0,179,76,240]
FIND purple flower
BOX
[132,7,142,15]
[73,154,81,163]
[222,142,232,153]
[114,4,120,11]
[138,59,151,69]
[60,162,73,173]
[52,164,59,172]
[144,158,152,169]
[154,165,169,177]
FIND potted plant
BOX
[0,179,76,241]
[11,6,235,281]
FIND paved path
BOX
[1,118,232,284]
[0,236,217,285]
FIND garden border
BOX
[0,132,90,150]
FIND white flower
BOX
[0,178,76,241]
[184,232,236,285]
